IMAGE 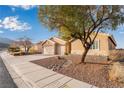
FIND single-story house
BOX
[41,33,116,56]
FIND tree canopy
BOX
[38,5,124,63]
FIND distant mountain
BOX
[0,37,14,50]
[0,37,14,44]
[0,42,9,49]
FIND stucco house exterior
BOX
[70,33,116,56]
[41,33,116,56]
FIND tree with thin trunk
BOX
[18,36,32,55]
[38,5,124,63]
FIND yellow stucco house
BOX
[41,33,116,56]
[70,33,116,56]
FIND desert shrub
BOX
[109,62,124,82]
[109,49,124,62]
[109,62,121,81]
[29,48,37,54]
[8,47,20,52]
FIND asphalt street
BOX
[0,56,17,88]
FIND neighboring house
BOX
[70,33,116,56]
[42,37,67,55]
[32,41,45,53]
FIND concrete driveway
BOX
[3,53,56,66]
[0,52,96,88]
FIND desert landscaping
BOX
[31,52,124,88]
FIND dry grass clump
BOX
[109,62,124,83]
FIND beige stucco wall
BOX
[35,44,43,53]
[71,34,112,56]
[31,45,42,53]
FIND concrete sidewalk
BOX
[0,52,97,88]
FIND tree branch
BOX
[87,17,109,39]
[91,26,103,45]
[82,21,86,40]
[88,6,95,25]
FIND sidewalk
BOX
[0,52,97,88]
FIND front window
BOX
[90,40,99,50]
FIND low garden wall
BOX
[64,54,108,64]
[109,49,124,62]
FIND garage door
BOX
[43,46,54,54]
[56,45,65,55]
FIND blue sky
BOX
[0,5,57,43]
[0,5,124,48]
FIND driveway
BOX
[6,54,57,66]
[0,52,96,88]
[0,56,17,88]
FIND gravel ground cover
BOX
[31,56,124,88]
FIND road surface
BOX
[0,56,17,88]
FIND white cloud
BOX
[0,16,31,31]
[0,31,4,34]
[11,5,36,10]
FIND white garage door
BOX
[43,46,54,54]
[56,45,65,55]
